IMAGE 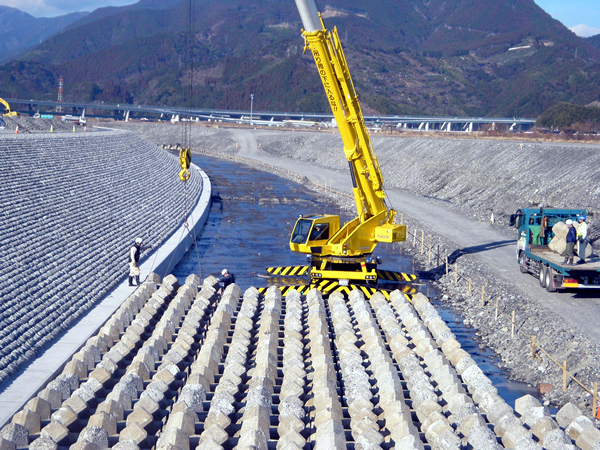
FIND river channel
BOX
[172,153,541,408]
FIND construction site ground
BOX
[2,119,600,449]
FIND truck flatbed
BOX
[528,246,600,271]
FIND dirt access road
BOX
[227,127,600,342]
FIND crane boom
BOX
[286,0,407,285]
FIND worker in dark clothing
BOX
[129,237,143,286]
[219,269,235,291]
[564,219,577,265]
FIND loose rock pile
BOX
[3,272,599,449]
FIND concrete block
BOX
[576,425,600,450]
[277,430,305,449]
[433,428,462,449]
[501,423,532,448]
[67,442,100,450]
[241,405,271,435]
[78,426,109,449]
[89,367,112,385]
[25,397,52,420]
[11,409,41,434]
[0,424,28,448]
[106,390,133,411]
[29,435,57,450]
[97,399,125,421]
[237,429,268,450]
[493,412,521,438]
[199,425,229,446]
[278,415,305,436]
[394,433,426,450]
[484,399,513,425]
[126,360,151,381]
[118,423,148,444]
[466,425,501,449]
[424,418,453,445]
[63,359,87,378]
[354,426,384,449]
[514,394,542,415]
[204,411,231,431]
[156,428,190,450]
[88,411,118,436]
[565,415,595,441]
[126,407,154,429]
[543,428,575,450]
[531,416,558,441]
[51,405,78,426]
[134,395,160,415]
[556,402,584,428]
[313,419,346,450]
[40,421,69,444]
[165,410,195,437]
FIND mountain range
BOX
[0,0,599,118]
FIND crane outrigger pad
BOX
[377,269,418,283]
[258,281,417,299]
[266,265,310,276]
[266,265,417,285]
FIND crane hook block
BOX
[179,148,191,181]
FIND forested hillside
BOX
[0,0,598,118]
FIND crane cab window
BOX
[309,223,330,241]
[291,219,314,244]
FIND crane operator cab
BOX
[290,214,341,254]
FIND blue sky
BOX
[0,0,599,37]
[535,0,600,37]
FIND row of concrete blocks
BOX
[385,290,501,449]
[106,275,208,448]
[0,275,166,449]
[188,282,249,448]
[230,286,282,450]
[277,290,308,449]
[328,290,408,449]
[409,291,600,449]
[304,289,347,449]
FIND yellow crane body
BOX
[285,0,406,285]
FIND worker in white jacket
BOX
[576,216,588,264]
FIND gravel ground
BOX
[99,121,600,413]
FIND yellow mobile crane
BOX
[266,0,415,296]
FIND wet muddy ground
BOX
[172,153,541,408]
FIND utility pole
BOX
[250,94,254,126]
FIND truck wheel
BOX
[519,253,527,273]
[539,265,546,287]
[545,267,557,292]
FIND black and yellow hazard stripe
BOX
[257,281,417,299]
[377,269,417,283]
[266,265,309,276]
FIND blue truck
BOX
[510,208,600,291]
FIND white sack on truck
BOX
[549,221,592,258]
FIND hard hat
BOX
[566,219,573,225]
[579,215,586,221]
[135,237,143,244]
[222,269,228,275]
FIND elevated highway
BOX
[7,98,536,132]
